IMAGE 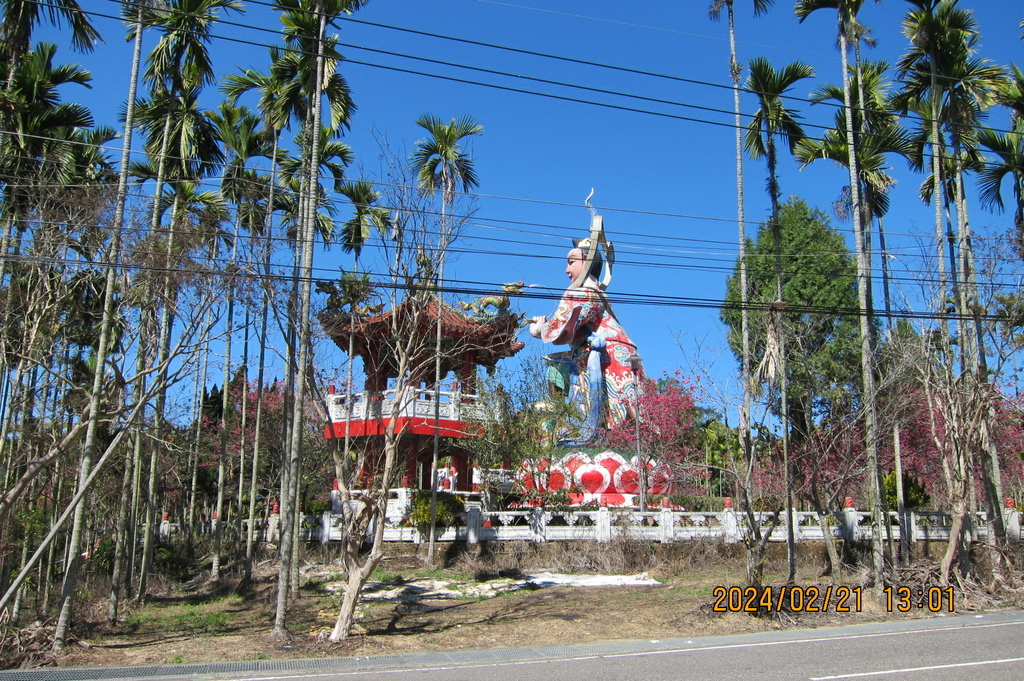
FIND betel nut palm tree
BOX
[0,0,100,91]
[130,0,240,606]
[708,0,774,532]
[271,0,367,638]
[894,0,1008,585]
[410,113,482,566]
[744,55,812,585]
[796,0,888,588]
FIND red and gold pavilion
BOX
[320,297,524,492]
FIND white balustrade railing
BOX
[167,505,1022,546]
[327,389,500,424]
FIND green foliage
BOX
[664,494,727,513]
[154,543,193,582]
[172,606,229,634]
[696,416,737,497]
[884,470,931,510]
[751,495,783,513]
[316,272,377,313]
[14,506,49,539]
[370,566,404,583]
[122,613,149,633]
[722,198,865,439]
[409,490,465,531]
[457,363,581,493]
[994,292,1024,349]
[90,537,116,575]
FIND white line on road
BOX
[809,655,1024,679]
[601,618,1024,661]
[225,618,1024,680]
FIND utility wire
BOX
[9,3,1024,292]
[0,245,1011,325]
[72,0,1024,139]
[3,122,1020,265]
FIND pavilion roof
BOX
[319,298,525,370]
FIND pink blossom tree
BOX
[602,370,702,509]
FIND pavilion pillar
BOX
[420,442,433,490]
[451,450,471,492]
[404,440,418,489]
[363,345,388,394]
[459,352,477,394]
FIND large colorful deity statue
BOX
[529,202,643,446]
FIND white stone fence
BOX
[285,503,1021,545]
[158,501,1022,546]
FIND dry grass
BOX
[5,538,1022,670]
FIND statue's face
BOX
[565,248,586,285]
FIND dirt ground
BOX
[16,541,1002,670]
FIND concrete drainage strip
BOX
[0,639,666,681]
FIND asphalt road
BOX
[6,610,1024,681]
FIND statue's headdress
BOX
[570,189,615,290]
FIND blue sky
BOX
[38,0,1024,419]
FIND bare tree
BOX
[321,146,478,641]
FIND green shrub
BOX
[90,537,116,574]
[370,566,404,583]
[173,607,229,633]
[409,490,464,531]
[154,543,193,581]
[307,500,330,515]
[663,494,727,512]
[884,471,931,510]
[122,613,148,632]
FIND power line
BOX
[7,178,1020,294]
[75,0,1024,140]
[0,245,1011,325]
[9,2,1024,288]
[3,122,1020,265]
[18,0,1024,203]
[4,169,1021,296]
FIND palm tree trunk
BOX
[765,135,795,584]
[107,17,145,616]
[893,423,909,566]
[41,456,64,615]
[213,214,243,581]
[126,391,144,590]
[245,135,280,584]
[274,8,329,636]
[9,529,30,625]
[236,308,250,541]
[51,16,141,636]
[726,4,754,478]
[52,356,113,650]
[137,111,177,603]
[245,303,271,583]
[0,359,29,498]
[1,396,150,616]
[427,243,446,565]
[183,329,205,559]
[951,146,1005,552]
[0,363,13,490]
[877,216,893,321]
[836,9,884,588]
[107,436,134,624]
[112,316,147,619]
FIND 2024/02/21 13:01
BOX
[883,586,956,612]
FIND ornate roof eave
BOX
[319,299,524,360]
